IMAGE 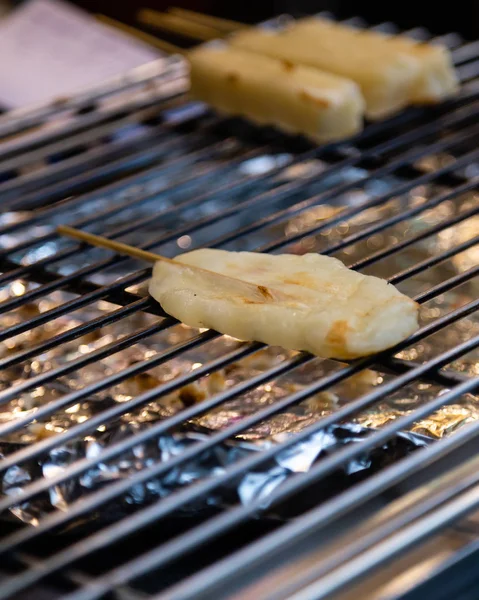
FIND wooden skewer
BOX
[96,14,187,55]
[168,8,246,34]
[57,226,286,303]
[137,9,222,42]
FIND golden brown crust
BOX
[281,59,296,72]
[283,272,332,290]
[226,72,239,84]
[326,320,350,353]
[258,285,274,300]
[299,89,330,108]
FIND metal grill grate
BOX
[0,16,478,600]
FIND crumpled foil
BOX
[0,422,429,530]
[0,151,477,529]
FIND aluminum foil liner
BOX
[0,139,477,529]
[0,422,429,530]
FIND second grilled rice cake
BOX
[231,18,458,119]
[188,44,364,142]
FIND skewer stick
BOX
[137,10,222,41]
[57,226,286,303]
[168,8,246,34]
[96,14,187,55]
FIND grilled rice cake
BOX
[231,18,458,119]
[149,249,419,359]
[188,44,364,142]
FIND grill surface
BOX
[0,15,478,600]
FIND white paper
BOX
[0,0,162,109]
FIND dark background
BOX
[70,0,479,38]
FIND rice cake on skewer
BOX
[188,43,365,142]
[57,228,419,360]
[293,17,459,105]
[105,14,365,142]
[149,249,419,359]
[231,17,458,119]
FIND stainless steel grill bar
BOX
[0,295,475,539]
[319,182,478,260]
[0,351,464,530]
[217,151,479,254]
[1,179,475,376]
[0,352,308,513]
[457,60,479,82]
[0,338,476,600]
[0,256,160,314]
[3,152,472,331]
[0,139,270,255]
[0,124,186,203]
[389,235,478,284]
[258,156,479,254]
[3,89,476,271]
[389,235,479,284]
[0,292,475,521]
[409,263,478,304]
[160,378,479,600]
[1,121,476,327]
[0,149,474,488]
[449,40,479,63]
[284,457,479,599]
[279,465,479,600]
[0,104,227,184]
[0,297,153,371]
[0,268,154,340]
[0,185,475,443]
[74,379,479,600]
[0,74,188,163]
[0,123,242,208]
[1,104,172,174]
[403,535,479,599]
[0,149,191,234]
[0,143,271,281]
